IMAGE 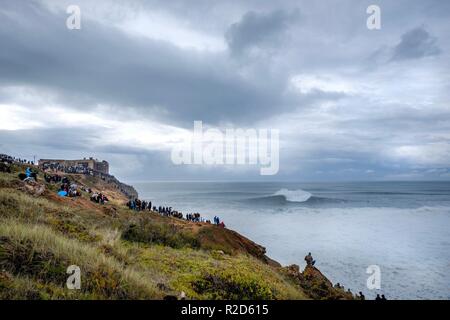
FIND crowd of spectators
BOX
[126,198,225,227]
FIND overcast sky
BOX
[1,0,449,182]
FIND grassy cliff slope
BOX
[0,163,352,300]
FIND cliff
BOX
[0,162,352,300]
[80,171,139,200]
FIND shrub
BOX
[45,217,100,243]
[192,271,275,300]
[0,236,69,285]
[122,219,200,249]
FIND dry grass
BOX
[0,219,165,299]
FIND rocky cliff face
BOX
[87,172,138,199]
[109,176,139,199]
[282,264,354,300]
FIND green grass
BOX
[132,244,306,300]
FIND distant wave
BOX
[244,188,350,205]
[273,188,312,203]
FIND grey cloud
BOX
[391,26,441,61]
[0,128,100,153]
[0,2,301,126]
[225,9,300,56]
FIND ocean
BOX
[134,181,450,300]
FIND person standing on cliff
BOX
[305,252,316,266]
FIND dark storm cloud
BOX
[225,9,300,56]
[0,1,301,126]
[391,26,441,61]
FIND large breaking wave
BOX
[273,188,312,202]
[244,188,348,205]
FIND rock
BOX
[299,265,353,300]
[103,206,118,217]
[302,265,332,286]
[284,264,301,277]
[281,264,305,285]
[19,180,46,197]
